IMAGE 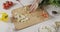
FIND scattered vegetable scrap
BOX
[41,11,48,18]
[3,1,14,9]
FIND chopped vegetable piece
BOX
[41,11,48,18]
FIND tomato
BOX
[3,3,6,5]
[3,3,9,9]
[6,3,9,7]
[5,3,10,8]
[6,1,13,6]
[3,1,14,9]
[3,6,8,9]
[8,1,13,6]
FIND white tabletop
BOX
[0,0,60,32]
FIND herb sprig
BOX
[39,0,60,7]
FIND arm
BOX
[29,0,42,13]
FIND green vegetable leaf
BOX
[39,0,60,7]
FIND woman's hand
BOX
[29,0,40,13]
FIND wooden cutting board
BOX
[11,6,49,30]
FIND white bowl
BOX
[45,5,60,17]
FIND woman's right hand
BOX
[29,0,40,13]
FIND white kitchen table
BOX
[0,0,60,32]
